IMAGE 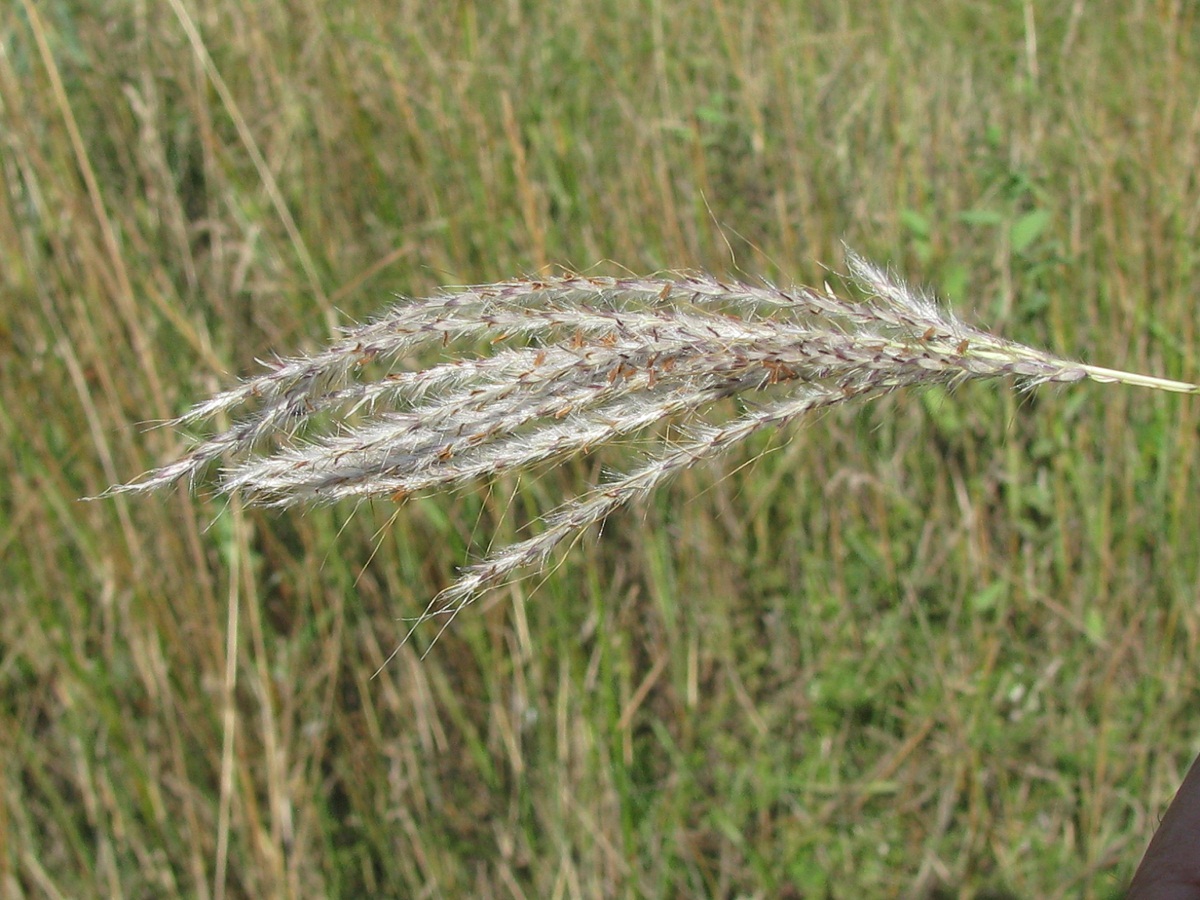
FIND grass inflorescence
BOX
[112,252,1199,643]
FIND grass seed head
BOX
[107,252,1199,641]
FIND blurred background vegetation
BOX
[4,0,1200,896]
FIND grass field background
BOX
[4,1,1200,896]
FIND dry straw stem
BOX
[110,252,1198,642]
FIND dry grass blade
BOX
[107,252,1199,645]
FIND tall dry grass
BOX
[5,0,1200,897]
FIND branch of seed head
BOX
[402,365,995,651]
[387,380,851,656]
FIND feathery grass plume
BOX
[110,252,1199,642]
